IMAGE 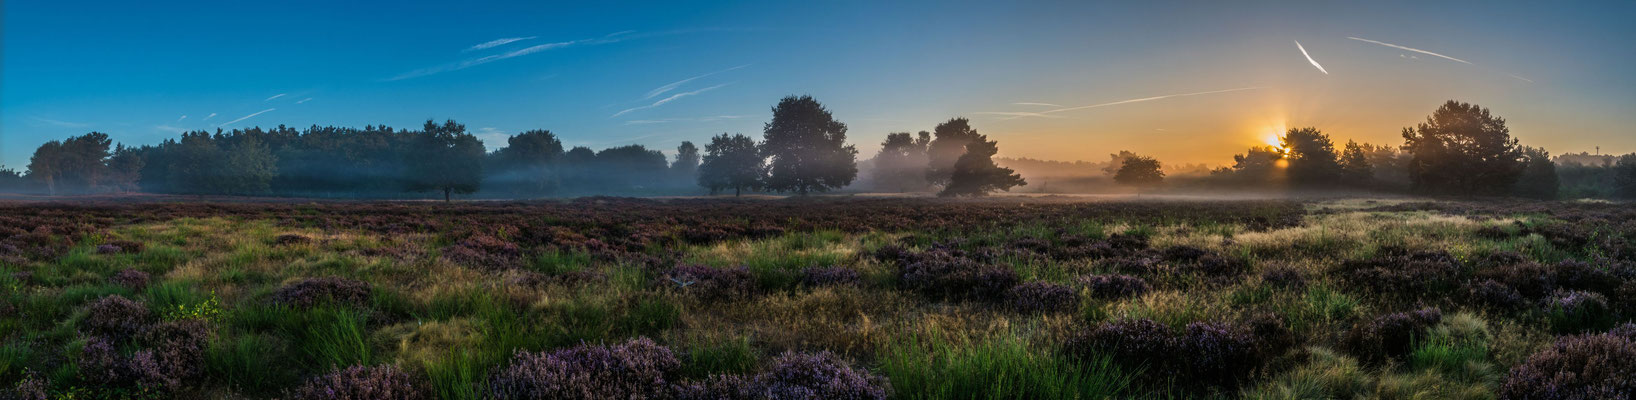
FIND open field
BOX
[2,197,1634,399]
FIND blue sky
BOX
[4,1,1635,168]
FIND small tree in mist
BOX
[925,118,984,187]
[761,95,858,194]
[1513,146,1559,199]
[1338,140,1373,187]
[672,141,700,183]
[1281,127,1341,187]
[495,129,564,195]
[220,134,277,195]
[405,119,484,202]
[1401,100,1524,195]
[698,133,766,197]
[1616,154,1636,199]
[1114,155,1165,194]
[1102,150,1138,176]
[872,131,932,192]
[938,135,1025,197]
[27,140,64,195]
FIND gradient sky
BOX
[4,0,1635,169]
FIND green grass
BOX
[680,336,760,379]
[878,334,1134,400]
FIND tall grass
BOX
[878,334,1133,400]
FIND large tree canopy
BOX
[871,131,931,192]
[925,118,983,187]
[1281,127,1341,187]
[1114,155,1165,192]
[939,132,1025,197]
[761,95,858,194]
[405,119,485,202]
[698,133,766,196]
[1401,101,1525,195]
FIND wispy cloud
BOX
[30,117,91,129]
[624,115,752,125]
[643,65,749,100]
[472,127,509,146]
[177,115,188,122]
[389,33,634,81]
[1295,40,1328,74]
[297,98,313,104]
[1506,74,1535,83]
[1346,37,1472,64]
[203,113,218,121]
[154,124,186,133]
[1012,102,1062,107]
[972,111,1063,119]
[466,36,537,52]
[612,84,729,118]
[265,93,287,101]
[981,87,1261,120]
[218,108,276,127]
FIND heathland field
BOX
[2,197,1634,399]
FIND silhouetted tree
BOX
[1114,155,1164,193]
[925,118,983,187]
[672,141,700,183]
[871,131,931,192]
[1613,154,1636,199]
[938,133,1025,197]
[26,140,64,195]
[492,129,564,195]
[1362,143,1411,189]
[559,146,597,193]
[1101,150,1139,176]
[594,145,669,192]
[1513,146,1558,199]
[405,120,484,202]
[1223,146,1285,185]
[698,133,765,196]
[1338,140,1373,187]
[166,131,226,194]
[105,144,144,192]
[1401,101,1524,195]
[217,134,277,195]
[761,95,857,194]
[1281,127,1341,187]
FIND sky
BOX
[4,0,1635,169]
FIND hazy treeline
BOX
[4,98,1635,200]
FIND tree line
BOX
[5,98,1635,200]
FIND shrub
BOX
[1477,261,1555,298]
[1260,266,1307,289]
[1007,282,1079,313]
[1466,279,1528,311]
[1543,290,1614,334]
[291,365,430,400]
[662,265,757,301]
[1499,327,1636,399]
[1063,319,1174,369]
[77,336,129,384]
[1337,250,1464,299]
[109,269,150,290]
[1549,260,1621,295]
[1077,274,1150,300]
[81,295,150,338]
[684,351,890,400]
[1063,318,1278,392]
[1161,245,1208,262]
[1342,308,1443,364]
[271,277,372,309]
[1177,322,1260,390]
[4,372,47,400]
[898,249,1018,301]
[800,266,861,287]
[486,337,681,400]
[1182,254,1251,278]
[96,244,122,254]
[129,319,214,389]
[441,234,522,270]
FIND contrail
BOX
[1347,37,1472,64]
[219,108,275,126]
[1295,40,1328,74]
[1043,87,1261,114]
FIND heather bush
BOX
[110,268,150,290]
[442,234,523,270]
[1477,261,1555,298]
[76,336,129,385]
[129,319,213,389]
[81,295,150,338]
[1063,317,1281,392]
[1260,266,1307,289]
[291,365,430,400]
[270,277,373,309]
[1007,281,1078,313]
[1064,319,1174,369]
[1160,245,1208,262]
[1182,254,1251,278]
[1465,279,1528,311]
[1342,308,1443,364]
[1548,260,1622,295]
[898,249,1018,301]
[1543,290,1615,334]
[1337,250,1464,299]
[96,244,122,254]
[800,266,861,287]
[662,265,757,301]
[3,372,46,400]
[486,337,681,400]
[684,351,890,400]
[1077,274,1150,300]
[1499,327,1636,399]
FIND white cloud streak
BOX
[390,33,634,81]
[612,84,729,118]
[980,87,1261,120]
[265,93,287,101]
[1346,37,1472,64]
[643,65,749,100]
[1012,102,1062,107]
[30,117,90,128]
[466,36,537,52]
[624,115,752,125]
[203,113,218,121]
[297,98,313,104]
[178,115,188,122]
[218,108,276,127]
[972,111,1063,119]
[1295,40,1328,74]
[1506,74,1535,83]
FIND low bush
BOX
[661,265,756,301]
[1077,274,1150,300]
[1260,266,1307,290]
[486,337,681,400]
[109,269,150,290]
[898,249,1018,301]
[129,319,214,389]
[1543,290,1615,334]
[1341,308,1443,365]
[800,266,861,287]
[81,295,150,338]
[1007,281,1078,313]
[290,365,429,400]
[1337,250,1464,300]
[1064,317,1288,392]
[681,351,890,400]
[270,277,372,309]
[1465,279,1528,311]
[877,335,1128,400]
[1499,325,1636,399]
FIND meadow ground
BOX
[2,196,1634,399]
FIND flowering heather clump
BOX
[273,233,313,246]
[737,351,890,400]
[1100,254,1164,275]
[1337,250,1464,298]
[77,336,129,384]
[104,239,145,253]
[662,265,757,301]
[1543,290,1614,333]
[1077,274,1150,300]
[1063,319,1174,367]
[898,249,1018,301]
[1064,318,1276,391]
[1465,279,1528,310]
[1182,254,1251,277]
[129,319,213,389]
[291,365,430,400]
[1499,327,1636,399]
[1161,245,1208,262]
[81,295,150,337]
[801,266,861,287]
[1548,260,1621,295]
[1260,266,1306,289]
[96,244,122,254]
[486,337,681,400]
[5,372,48,400]
[1007,281,1079,313]
[1177,322,1261,390]
[110,268,151,290]
[1342,308,1443,364]
[441,234,523,270]
[270,277,373,309]
[1478,261,1555,298]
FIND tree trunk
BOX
[444,188,451,203]
[734,186,741,197]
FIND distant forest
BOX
[4,97,1635,200]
